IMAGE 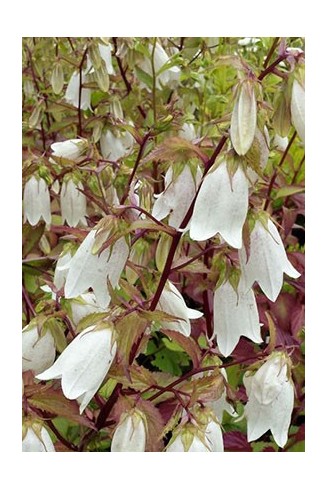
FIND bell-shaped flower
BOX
[50,138,87,162]
[157,281,203,337]
[178,122,196,141]
[100,129,134,161]
[152,165,201,230]
[291,79,305,142]
[60,179,87,227]
[239,217,300,302]
[63,229,129,308]
[65,71,91,110]
[37,325,117,414]
[167,418,223,452]
[190,161,248,248]
[139,42,180,90]
[22,322,56,375]
[22,421,55,452]
[213,280,262,357]
[244,353,294,447]
[23,176,51,226]
[230,80,257,156]
[211,368,237,422]
[69,292,108,326]
[111,409,147,452]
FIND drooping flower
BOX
[22,421,55,452]
[100,129,134,161]
[239,217,300,302]
[213,280,262,357]
[111,410,147,452]
[167,418,223,452]
[22,322,56,375]
[230,80,257,156]
[157,281,203,337]
[65,71,91,110]
[291,78,305,142]
[244,353,294,447]
[152,165,201,230]
[60,179,87,227]
[63,229,129,309]
[178,122,196,141]
[50,138,87,162]
[37,325,117,414]
[138,42,180,90]
[189,161,248,248]
[23,176,51,226]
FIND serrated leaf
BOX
[76,312,110,332]
[28,388,94,428]
[275,185,304,199]
[128,219,175,236]
[22,222,45,257]
[115,312,148,364]
[161,330,201,368]
[142,137,208,165]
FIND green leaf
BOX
[275,185,304,199]
[135,66,153,90]
[22,222,45,257]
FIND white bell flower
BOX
[50,138,87,161]
[244,353,294,448]
[152,165,201,230]
[100,129,133,161]
[167,419,223,452]
[239,218,300,302]
[65,71,91,110]
[69,292,108,326]
[60,179,87,227]
[63,229,129,309]
[139,42,180,90]
[111,410,147,452]
[23,176,51,226]
[37,325,117,414]
[22,323,56,375]
[157,281,203,337]
[178,122,196,141]
[213,280,262,357]
[230,81,257,156]
[190,161,248,248]
[291,79,305,142]
[22,423,55,452]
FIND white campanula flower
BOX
[211,368,237,422]
[152,165,201,230]
[158,281,203,337]
[230,81,257,156]
[244,353,294,447]
[291,79,305,142]
[65,71,91,110]
[239,218,300,302]
[213,280,262,357]
[111,410,147,452]
[100,129,134,161]
[178,122,196,141]
[190,161,248,248]
[37,325,117,414]
[139,42,180,90]
[69,292,108,326]
[23,176,51,226]
[50,138,87,161]
[22,323,56,375]
[167,419,223,452]
[22,422,55,452]
[60,179,87,227]
[63,229,129,309]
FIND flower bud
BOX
[230,80,257,156]
[51,62,64,95]
[22,321,56,375]
[111,410,147,452]
[22,420,55,452]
